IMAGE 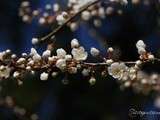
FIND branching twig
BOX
[39,0,100,44]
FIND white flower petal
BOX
[136,40,146,49]
[40,72,49,81]
[56,48,66,58]
[56,59,66,71]
[71,47,88,61]
[0,66,11,79]
[90,47,100,57]
[108,62,128,79]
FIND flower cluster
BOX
[0,0,159,95]
[1,0,159,119]
[0,38,160,93]
[19,0,129,32]
[0,39,88,82]
[20,0,154,46]
[19,0,150,31]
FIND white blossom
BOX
[30,114,39,120]
[56,13,67,25]
[40,72,49,81]
[0,66,11,79]
[82,69,90,76]
[42,50,51,57]
[150,74,158,81]
[120,0,128,5]
[45,4,52,10]
[138,47,146,54]
[22,53,27,57]
[132,0,140,4]
[30,48,38,55]
[90,47,100,57]
[56,48,66,58]
[65,55,72,61]
[98,8,105,18]
[21,1,30,7]
[107,47,114,52]
[70,23,78,31]
[81,11,91,21]
[28,60,34,66]
[51,72,58,78]
[89,77,96,85]
[91,10,98,16]
[124,81,131,87]
[32,38,39,45]
[17,58,26,64]
[110,0,128,5]
[136,40,146,49]
[13,71,20,78]
[71,39,79,48]
[56,59,66,71]
[121,72,129,81]
[76,64,81,69]
[69,67,77,74]
[106,59,113,65]
[69,0,77,4]
[136,40,146,54]
[22,15,30,22]
[148,54,154,60]
[6,49,11,54]
[128,67,137,80]
[93,19,102,27]
[33,10,39,16]
[106,7,114,15]
[26,66,31,70]
[11,54,17,59]
[53,3,60,12]
[108,62,128,79]
[43,12,49,17]
[56,15,65,25]
[137,71,147,80]
[71,46,88,61]
[73,0,95,11]
[31,70,35,75]
[136,60,142,66]
[32,53,41,61]
[48,56,57,62]
[0,65,5,70]
[141,79,147,84]
[39,17,46,25]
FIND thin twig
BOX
[82,58,160,66]
[39,0,100,43]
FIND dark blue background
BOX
[0,0,160,120]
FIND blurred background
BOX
[0,0,160,120]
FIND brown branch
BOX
[82,58,160,66]
[82,62,136,66]
[39,0,100,44]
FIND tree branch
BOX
[39,0,100,44]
